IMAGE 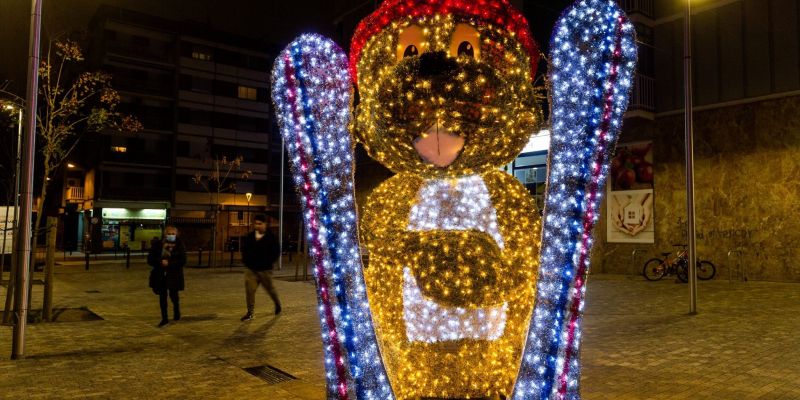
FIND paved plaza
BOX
[0,256,798,399]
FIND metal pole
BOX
[684,0,698,315]
[12,0,42,359]
[278,138,284,271]
[3,107,24,325]
[0,212,6,282]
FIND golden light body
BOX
[354,13,542,399]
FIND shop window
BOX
[511,150,548,213]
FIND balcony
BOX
[622,0,654,19]
[100,186,172,202]
[65,186,85,203]
[627,74,655,115]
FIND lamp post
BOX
[2,102,23,326]
[0,105,22,283]
[12,0,43,359]
[278,138,284,271]
[684,0,698,315]
[245,192,252,226]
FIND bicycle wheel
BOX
[696,261,716,280]
[675,259,689,283]
[643,258,666,281]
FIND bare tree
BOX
[1,37,140,322]
[193,156,251,267]
[31,38,141,234]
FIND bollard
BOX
[632,249,648,276]
[85,250,90,271]
[125,247,131,269]
[198,248,203,266]
[727,249,745,282]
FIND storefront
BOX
[88,206,168,252]
[507,130,550,212]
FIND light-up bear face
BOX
[352,8,540,177]
[351,1,542,398]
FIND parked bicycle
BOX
[642,244,716,282]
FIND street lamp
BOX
[684,0,698,314]
[245,192,252,226]
[12,0,43,360]
[0,103,23,285]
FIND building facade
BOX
[592,0,800,281]
[63,6,299,255]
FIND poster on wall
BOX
[0,207,17,254]
[608,141,654,243]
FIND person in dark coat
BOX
[240,214,281,321]
[148,225,187,327]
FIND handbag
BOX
[149,268,164,295]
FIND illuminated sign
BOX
[101,208,166,220]
[520,129,550,154]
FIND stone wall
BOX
[593,96,800,281]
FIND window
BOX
[191,45,213,61]
[237,86,257,100]
[176,140,190,157]
[511,151,548,213]
[248,56,269,71]
[214,80,237,97]
[191,76,213,93]
[215,49,240,65]
[111,146,127,153]
[178,108,213,126]
[131,35,150,47]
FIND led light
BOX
[271,34,393,400]
[352,1,542,398]
[273,1,636,399]
[511,1,637,399]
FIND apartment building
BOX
[66,5,295,254]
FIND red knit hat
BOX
[350,0,539,84]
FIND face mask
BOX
[165,234,176,242]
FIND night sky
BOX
[1,0,573,93]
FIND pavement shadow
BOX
[176,313,218,322]
[222,316,279,346]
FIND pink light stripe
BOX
[283,52,350,399]
[557,16,627,397]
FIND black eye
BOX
[403,44,419,58]
[457,41,474,58]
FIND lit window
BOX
[111,146,127,153]
[192,51,212,61]
[237,86,257,100]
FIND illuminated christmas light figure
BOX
[272,0,636,399]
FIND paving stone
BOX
[1,263,798,399]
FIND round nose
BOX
[418,51,458,79]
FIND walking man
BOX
[240,214,282,321]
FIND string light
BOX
[272,0,636,399]
[352,1,541,398]
[271,34,394,400]
[511,1,637,399]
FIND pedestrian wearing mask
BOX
[148,225,187,327]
